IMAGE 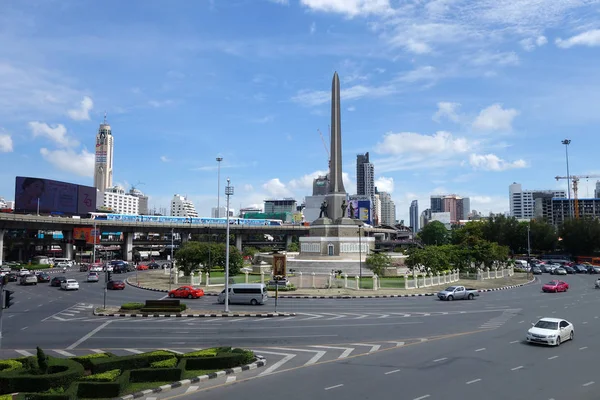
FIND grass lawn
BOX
[183,369,221,379]
[355,277,407,289]
[122,381,173,395]
[205,271,262,284]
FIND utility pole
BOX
[170,227,174,291]
[358,225,363,279]
[527,223,532,279]
[562,139,572,218]
[224,178,234,313]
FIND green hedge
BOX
[184,352,253,370]
[0,359,23,372]
[76,370,130,399]
[89,351,177,374]
[151,358,177,368]
[71,353,114,370]
[129,367,182,383]
[181,349,219,358]
[119,303,145,310]
[0,357,84,395]
[266,284,297,291]
[80,369,120,382]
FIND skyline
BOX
[2,0,600,223]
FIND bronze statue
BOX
[341,200,348,217]
[348,201,355,218]
[319,200,329,218]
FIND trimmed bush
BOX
[89,350,177,374]
[139,304,187,313]
[129,367,182,383]
[76,370,130,399]
[80,369,121,382]
[0,359,23,372]
[119,302,144,310]
[184,353,252,370]
[0,356,84,395]
[37,347,49,374]
[181,348,218,358]
[151,358,177,368]
[71,353,114,370]
[266,284,297,291]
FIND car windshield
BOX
[545,282,557,286]
[445,286,456,291]
[534,321,559,330]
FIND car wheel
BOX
[169,293,175,298]
[556,336,561,346]
[447,295,454,301]
[251,299,258,305]
[570,331,574,341]
[468,293,474,300]
[188,294,193,299]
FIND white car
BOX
[61,279,79,291]
[91,265,103,272]
[18,268,30,277]
[56,261,71,268]
[87,273,99,282]
[526,317,574,346]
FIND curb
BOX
[119,356,266,400]
[93,309,295,318]
[476,276,537,292]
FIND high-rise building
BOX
[312,175,329,196]
[128,188,148,215]
[430,195,444,213]
[171,194,198,217]
[509,182,566,219]
[420,208,432,228]
[595,181,600,198]
[264,199,297,214]
[459,197,470,220]
[443,195,460,223]
[93,115,114,194]
[409,200,419,232]
[356,153,375,197]
[379,191,396,226]
[101,186,139,214]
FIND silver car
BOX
[20,274,38,285]
[87,273,99,282]
[553,267,567,275]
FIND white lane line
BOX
[37,304,43,307]
[310,345,354,359]
[66,321,112,350]
[510,340,519,344]
[475,348,486,352]
[7,315,14,318]
[377,314,390,319]
[466,379,481,385]
[15,350,34,357]
[61,313,75,317]
[21,327,28,331]
[583,381,595,387]
[511,366,524,371]
[385,369,401,375]
[582,322,588,324]
[353,315,368,320]
[387,341,405,347]
[225,376,236,384]
[350,343,381,352]
[53,350,76,357]
[124,349,143,354]
[433,357,448,362]
[268,347,326,365]
[256,351,296,376]
[91,349,104,353]
[413,395,431,400]
[184,386,199,394]
[518,321,524,323]
[579,347,588,350]
[548,356,559,360]
[325,384,344,391]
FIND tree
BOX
[558,217,600,256]
[529,220,558,253]
[287,242,300,252]
[365,252,392,276]
[175,241,244,276]
[36,347,48,374]
[243,247,259,259]
[405,246,450,273]
[418,221,449,246]
[174,242,205,276]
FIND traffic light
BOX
[4,290,14,309]
[107,271,112,282]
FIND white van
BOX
[53,258,73,267]
[218,284,268,305]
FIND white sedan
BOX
[61,279,79,291]
[526,317,574,346]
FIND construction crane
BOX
[131,181,146,193]
[554,175,600,218]
[317,128,330,168]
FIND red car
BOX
[137,264,149,270]
[542,280,569,293]
[168,286,204,299]
[107,280,125,290]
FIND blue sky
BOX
[1,0,600,223]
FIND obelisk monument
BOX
[326,71,348,221]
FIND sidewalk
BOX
[129,271,534,298]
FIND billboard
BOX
[14,176,96,215]
[358,200,372,225]
[73,227,101,245]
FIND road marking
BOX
[15,350,34,357]
[310,345,354,359]
[24,309,29,312]
[510,340,519,344]
[268,347,326,365]
[185,385,199,393]
[433,357,447,362]
[377,314,390,319]
[325,384,343,391]
[350,343,381,352]
[413,395,430,400]
[475,348,486,352]
[256,351,296,376]
[583,381,594,387]
[548,356,559,360]
[385,369,401,375]
[37,304,43,307]
[66,321,112,350]
[91,349,104,353]
[511,366,524,371]
[297,313,323,320]
[466,379,481,385]
[20,327,28,331]
[159,295,169,300]
[582,322,588,324]
[7,315,14,318]
[579,347,588,350]
[53,350,76,357]
[387,341,405,347]
[225,376,236,384]
[124,349,144,354]
[61,313,75,316]
[518,321,524,323]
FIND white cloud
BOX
[40,147,95,177]
[252,115,274,123]
[269,0,289,4]
[310,22,316,34]
[469,51,520,67]
[148,99,175,108]
[375,131,470,156]
[556,29,600,48]
[520,38,536,51]
[291,83,396,106]
[433,102,461,123]
[347,106,356,112]
[262,178,294,197]
[536,35,548,46]
[160,156,170,162]
[396,66,439,83]
[288,170,328,191]
[243,184,254,192]
[67,96,93,121]
[29,121,79,147]
[300,0,393,17]
[469,153,527,171]
[0,133,13,152]
[375,176,394,193]
[472,104,519,132]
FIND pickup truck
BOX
[437,286,480,301]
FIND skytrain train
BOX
[88,212,284,226]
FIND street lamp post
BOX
[527,222,532,279]
[358,225,363,279]
[169,227,174,291]
[92,221,97,264]
[224,178,234,313]
[216,157,223,218]
[562,139,572,219]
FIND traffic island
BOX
[94,302,295,318]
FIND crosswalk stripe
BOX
[90,349,104,353]
[310,345,354,359]
[387,341,405,347]
[53,350,76,357]
[268,347,326,365]
[226,376,236,383]
[297,313,323,320]
[15,350,34,357]
[256,350,296,376]
[185,386,199,394]
[350,343,381,352]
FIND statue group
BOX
[319,199,356,219]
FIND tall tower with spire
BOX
[94,113,114,194]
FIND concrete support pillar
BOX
[286,235,293,250]
[0,229,5,266]
[62,230,74,260]
[235,235,243,252]
[123,233,134,262]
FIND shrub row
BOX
[76,370,130,399]
[130,367,182,383]
[184,351,253,370]
[119,302,145,310]
[0,359,23,372]
[138,304,187,313]
[89,350,176,374]
[80,369,121,382]
[0,357,84,394]
[151,358,178,368]
[71,352,113,370]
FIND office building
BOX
[409,200,419,232]
[239,207,262,217]
[510,182,566,219]
[93,115,114,194]
[211,207,227,218]
[378,191,396,226]
[171,194,198,217]
[430,195,444,213]
[420,208,432,228]
[264,199,297,214]
[101,186,139,214]
[356,153,375,197]
[128,188,149,215]
[595,181,600,198]
[312,175,329,196]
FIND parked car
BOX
[55,261,71,268]
[36,273,50,283]
[552,267,567,275]
[5,273,17,282]
[19,275,38,285]
[50,276,67,287]
[542,280,569,293]
[563,266,576,274]
[526,317,574,346]
[574,265,588,273]
[137,264,149,270]
[61,279,79,291]
[113,264,128,274]
[87,273,99,283]
[437,286,480,301]
[168,285,204,299]
[107,280,125,290]
[147,262,161,269]
[532,266,542,275]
